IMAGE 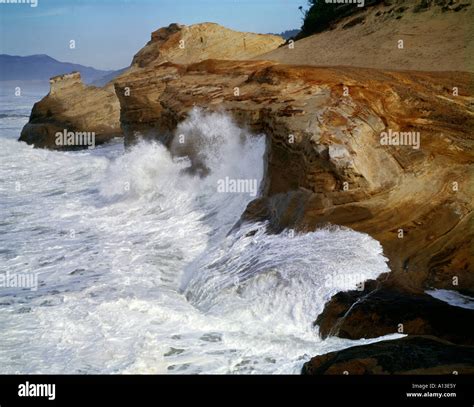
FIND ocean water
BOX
[0,84,402,374]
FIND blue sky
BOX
[0,0,304,70]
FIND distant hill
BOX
[277,29,300,40]
[0,54,122,84]
[91,67,128,86]
[268,29,300,40]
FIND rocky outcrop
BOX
[19,23,283,150]
[115,60,473,285]
[132,23,284,68]
[19,16,473,372]
[20,72,122,149]
[315,285,474,345]
[302,336,474,375]
[114,59,473,356]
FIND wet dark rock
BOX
[302,336,474,375]
[315,286,474,346]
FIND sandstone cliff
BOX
[19,23,284,150]
[18,13,474,373]
[114,59,473,351]
[132,22,284,68]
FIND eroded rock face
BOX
[114,59,473,349]
[19,72,122,149]
[18,19,473,369]
[302,336,474,375]
[115,59,473,293]
[132,23,284,68]
[19,23,284,150]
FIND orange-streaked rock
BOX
[115,60,473,299]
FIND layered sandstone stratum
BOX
[19,1,474,373]
[132,23,285,68]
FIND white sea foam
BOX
[426,289,474,310]
[0,103,399,374]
